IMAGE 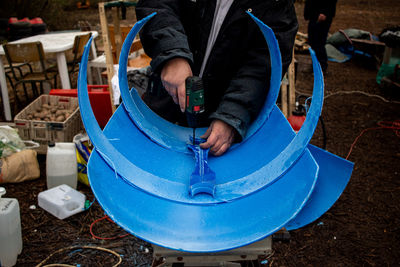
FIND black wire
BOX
[296,94,309,103]
[295,94,327,149]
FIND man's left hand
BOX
[317,13,327,22]
[200,120,236,156]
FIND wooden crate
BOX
[14,94,82,154]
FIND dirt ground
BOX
[2,0,400,266]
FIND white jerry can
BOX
[0,187,23,267]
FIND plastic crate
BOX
[14,95,82,154]
[50,85,112,128]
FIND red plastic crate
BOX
[30,17,44,24]
[8,17,18,24]
[18,17,30,23]
[50,85,112,128]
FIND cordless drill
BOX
[185,76,205,145]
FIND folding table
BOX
[0,31,98,121]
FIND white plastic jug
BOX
[0,187,22,267]
[46,142,77,189]
[38,184,86,220]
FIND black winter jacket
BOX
[304,0,338,21]
[136,0,298,140]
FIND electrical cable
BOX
[298,96,327,149]
[35,245,122,267]
[294,90,400,151]
[296,89,400,104]
[346,120,400,160]
[90,215,130,240]
[324,90,400,104]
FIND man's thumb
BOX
[200,126,212,139]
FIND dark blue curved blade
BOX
[285,144,354,230]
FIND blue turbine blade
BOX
[76,12,352,252]
[285,144,354,230]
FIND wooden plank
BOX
[99,2,116,113]
[112,6,122,62]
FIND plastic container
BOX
[38,184,86,220]
[50,86,112,128]
[14,94,82,154]
[46,142,78,189]
[0,187,23,267]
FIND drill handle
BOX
[185,76,205,114]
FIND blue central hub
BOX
[187,143,216,198]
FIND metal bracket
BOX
[152,236,272,267]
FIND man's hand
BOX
[200,120,236,156]
[317,13,327,22]
[161,58,193,112]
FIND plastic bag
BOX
[0,126,26,158]
[73,133,92,186]
[0,126,40,158]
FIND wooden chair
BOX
[3,41,57,105]
[88,37,144,84]
[67,33,92,83]
[4,62,33,99]
[108,25,142,63]
[47,32,92,87]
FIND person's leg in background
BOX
[307,18,332,72]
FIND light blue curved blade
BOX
[245,11,282,138]
[75,12,348,252]
[285,144,354,230]
[88,146,318,252]
[118,12,282,153]
[78,14,324,203]
[118,12,193,153]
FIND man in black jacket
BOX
[304,0,338,72]
[136,0,298,156]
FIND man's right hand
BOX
[161,58,193,112]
